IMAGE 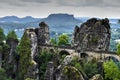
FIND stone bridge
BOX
[39,44,120,62]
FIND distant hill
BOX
[39,14,81,26]
[0,14,82,37]
[26,14,82,33]
[0,16,41,23]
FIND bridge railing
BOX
[38,44,119,56]
[38,44,74,49]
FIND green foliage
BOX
[117,43,120,55]
[37,50,53,80]
[91,36,98,43]
[63,66,82,80]
[25,78,34,80]
[0,45,3,52]
[70,56,79,66]
[7,30,18,40]
[58,34,70,46]
[82,61,98,78]
[60,54,67,63]
[0,68,13,80]
[50,38,57,45]
[17,31,31,79]
[103,60,120,80]
[0,27,5,43]
[70,57,98,78]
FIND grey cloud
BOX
[0,0,26,7]
[0,0,120,7]
[20,0,51,3]
[104,0,120,7]
[0,0,51,7]
[57,0,120,7]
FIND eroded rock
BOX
[90,74,104,80]
[73,18,111,52]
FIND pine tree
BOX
[6,30,18,40]
[17,31,31,79]
[117,43,120,55]
[0,28,5,43]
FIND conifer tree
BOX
[17,31,31,79]
[7,30,18,40]
[0,28,5,43]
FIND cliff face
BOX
[73,18,111,52]
[6,39,19,63]
[25,22,50,79]
[38,22,50,45]
[26,22,50,58]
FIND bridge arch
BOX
[49,48,55,53]
[59,50,70,57]
[80,53,88,58]
[104,56,119,63]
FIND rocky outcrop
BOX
[44,62,54,80]
[25,60,39,80]
[90,74,103,80]
[6,39,18,63]
[62,66,84,80]
[26,28,38,59]
[54,55,85,80]
[62,55,74,65]
[0,47,2,68]
[73,18,111,52]
[38,22,50,45]
[26,22,50,58]
[25,22,50,79]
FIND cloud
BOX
[0,0,119,18]
[104,0,120,7]
[0,0,26,7]
[20,0,52,3]
[57,0,120,7]
[0,0,52,7]
[0,0,120,8]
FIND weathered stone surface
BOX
[25,60,39,80]
[62,55,74,65]
[0,49,2,68]
[90,74,104,80]
[73,18,111,52]
[55,55,85,80]
[26,28,38,59]
[55,66,84,80]
[44,62,54,80]
[38,22,50,45]
[6,39,18,63]
[26,22,50,59]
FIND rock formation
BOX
[0,45,3,68]
[44,62,54,80]
[26,28,38,59]
[38,22,50,45]
[73,18,111,52]
[90,74,104,80]
[26,21,50,58]
[25,22,50,79]
[6,38,19,63]
[25,60,39,80]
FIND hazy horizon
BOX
[0,13,120,19]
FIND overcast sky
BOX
[0,0,120,18]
